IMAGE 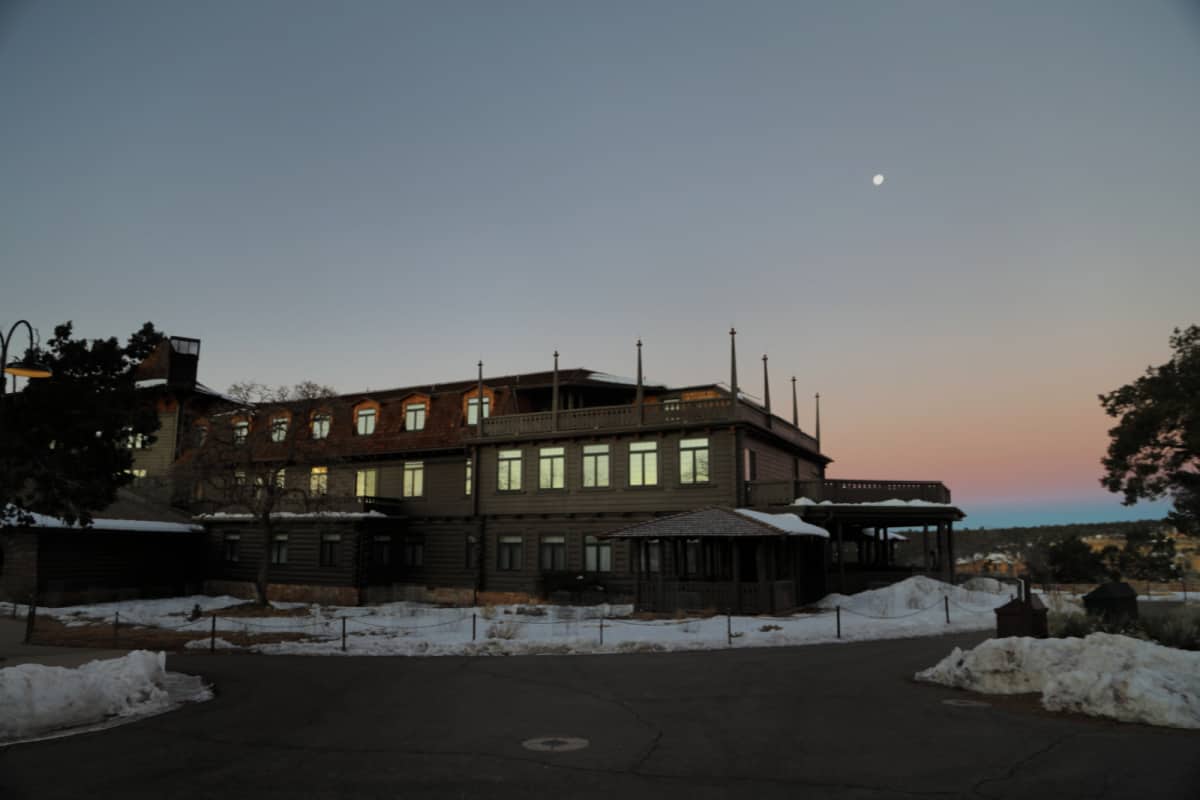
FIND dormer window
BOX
[311,413,331,439]
[269,414,289,442]
[233,420,249,445]
[405,402,426,431]
[193,424,208,447]
[467,397,490,425]
[356,407,376,435]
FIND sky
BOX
[2,1,1197,528]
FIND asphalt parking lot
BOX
[2,632,1197,799]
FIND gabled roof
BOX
[603,506,829,539]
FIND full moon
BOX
[872,174,885,186]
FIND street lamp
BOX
[1,320,52,397]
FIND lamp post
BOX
[0,320,53,418]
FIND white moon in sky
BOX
[872,174,885,186]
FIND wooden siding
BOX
[132,408,180,478]
[35,530,204,605]
[478,518,633,595]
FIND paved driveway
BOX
[2,632,1197,799]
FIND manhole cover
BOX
[522,736,590,752]
[942,698,991,708]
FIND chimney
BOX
[167,337,200,390]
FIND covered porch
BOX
[604,507,830,615]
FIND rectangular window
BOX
[274,469,287,489]
[222,532,240,563]
[679,438,710,484]
[193,425,208,447]
[538,447,565,490]
[310,466,328,496]
[465,458,472,496]
[234,469,247,487]
[127,468,147,479]
[403,538,424,568]
[270,416,289,442]
[403,462,424,497]
[372,535,392,565]
[585,535,612,572]
[629,441,658,487]
[467,396,491,425]
[540,535,566,570]
[498,536,523,570]
[233,421,249,445]
[465,534,478,569]
[320,533,341,567]
[498,449,522,492]
[311,413,331,439]
[125,432,148,449]
[582,444,610,488]
[356,469,378,498]
[405,403,426,431]
[685,539,700,576]
[270,534,288,565]
[356,408,376,436]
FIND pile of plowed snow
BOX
[0,651,211,741]
[916,633,1200,729]
[817,575,1008,618]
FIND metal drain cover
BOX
[942,698,991,708]
[522,736,590,752]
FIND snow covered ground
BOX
[0,651,212,742]
[916,633,1200,729]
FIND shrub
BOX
[486,621,520,640]
[1139,607,1200,651]
[479,605,497,620]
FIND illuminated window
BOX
[310,466,328,496]
[356,469,377,498]
[233,421,249,445]
[582,444,609,488]
[274,469,286,489]
[270,416,289,442]
[539,447,565,489]
[465,458,472,495]
[403,461,424,497]
[356,407,376,435]
[679,438,710,484]
[629,441,658,487]
[498,449,522,491]
[405,403,426,431]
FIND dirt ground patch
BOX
[26,615,313,652]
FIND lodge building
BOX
[2,334,965,612]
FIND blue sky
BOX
[2,1,1196,527]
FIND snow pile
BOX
[184,637,241,650]
[817,576,1007,618]
[916,633,1200,729]
[0,651,210,741]
[48,595,249,629]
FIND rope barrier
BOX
[837,596,946,620]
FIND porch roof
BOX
[787,497,966,526]
[603,506,830,539]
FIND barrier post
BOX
[23,594,35,644]
[210,615,217,653]
[599,617,604,647]
[341,617,347,652]
[113,612,120,647]
[726,611,732,646]
[836,606,841,639]
[944,595,950,624]
[472,613,477,641]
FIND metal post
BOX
[23,593,35,644]
[113,611,120,647]
[944,595,950,624]
[635,339,645,426]
[210,615,217,653]
[814,392,821,450]
[476,361,484,436]
[551,350,560,432]
[836,606,841,639]
[727,610,732,646]
[341,617,347,652]
[472,613,477,641]
[761,354,771,427]
[791,376,798,427]
[599,616,604,647]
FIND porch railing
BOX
[746,478,952,507]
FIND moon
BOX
[872,174,885,187]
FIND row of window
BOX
[218,397,492,446]
[221,531,614,573]
[229,437,711,500]
[498,438,710,491]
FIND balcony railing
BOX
[746,479,952,507]
[477,397,820,451]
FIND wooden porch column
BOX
[946,521,955,583]
[632,539,641,609]
[756,540,769,613]
[922,525,929,570]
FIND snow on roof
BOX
[5,507,200,534]
[194,511,388,521]
[734,508,829,538]
[792,497,952,508]
[584,371,666,388]
[134,378,167,388]
[864,527,909,542]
